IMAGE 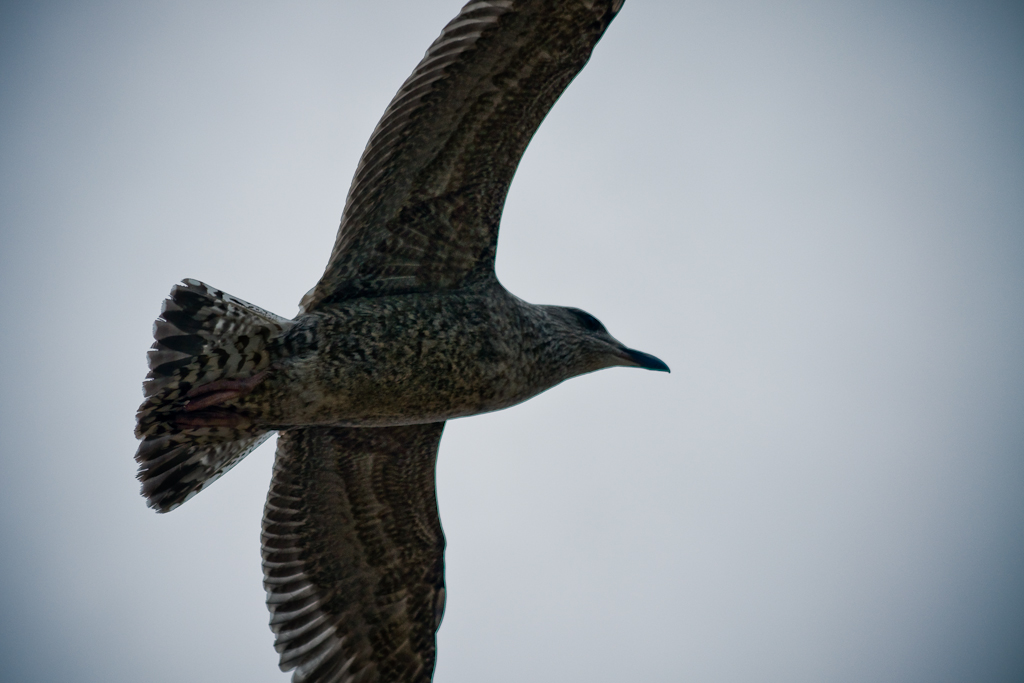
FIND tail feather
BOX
[135,279,292,512]
[137,431,274,512]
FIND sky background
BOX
[1,1,1022,681]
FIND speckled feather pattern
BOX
[135,279,291,512]
[241,279,608,430]
[134,2,641,681]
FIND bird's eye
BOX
[569,308,607,333]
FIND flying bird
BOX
[135,1,665,681]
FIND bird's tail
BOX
[134,279,293,513]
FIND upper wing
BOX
[262,423,447,683]
[301,0,624,311]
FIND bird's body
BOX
[241,278,625,429]
[134,1,666,681]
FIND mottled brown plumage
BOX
[134,1,667,681]
[264,425,446,683]
[301,0,626,310]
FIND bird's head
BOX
[544,306,669,377]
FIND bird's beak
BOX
[620,347,670,372]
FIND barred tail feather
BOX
[135,279,293,513]
[136,431,273,513]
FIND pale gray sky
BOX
[1,1,1022,682]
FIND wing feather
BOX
[302,0,623,310]
[263,424,447,683]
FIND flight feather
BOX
[263,424,447,683]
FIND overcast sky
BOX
[1,1,1022,682]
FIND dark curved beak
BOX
[622,348,670,373]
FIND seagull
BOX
[134,1,666,681]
